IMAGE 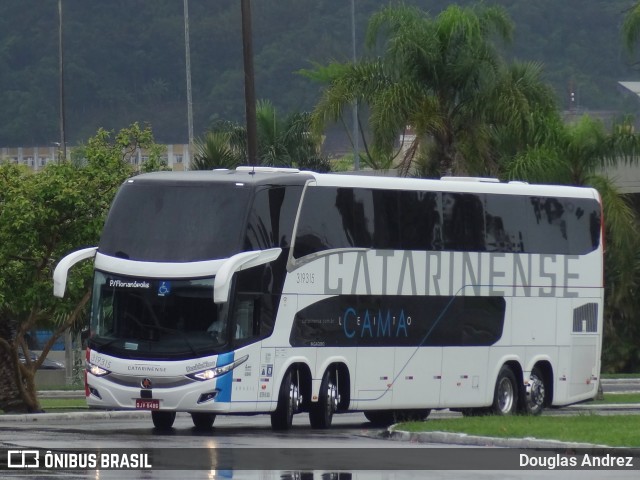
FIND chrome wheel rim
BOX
[497,377,514,413]
[528,374,545,408]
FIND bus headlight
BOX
[187,355,248,381]
[191,369,216,381]
[87,363,110,377]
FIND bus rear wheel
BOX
[491,366,518,415]
[271,368,301,431]
[191,412,216,429]
[309,370,338,429]
[524,366,547,416]
[151,411,176,430]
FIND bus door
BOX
[223,293,274,413]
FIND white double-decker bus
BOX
[54,167,604,430]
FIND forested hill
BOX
[0,0,637,146]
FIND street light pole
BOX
[241,0,258,166]
[58,0,66,162]
[183,0,194,168]
[351,0,359,170]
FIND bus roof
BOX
[130,168,599,200]
[309,172,599,199]
[128,168,313,187]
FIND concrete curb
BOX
[0,410,150,422]
[565,403,640,410]
[386,428,611,449]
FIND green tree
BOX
[0,123,163,413]
[306,3,557,176]
[622,2,640,53]
[504,115,640,371]
[192,100,330,172]
[191,129,245,171]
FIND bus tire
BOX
[461,408,489,417]
[151,411,176,430]
[524,366,546,416]
[491,365,518,415]
[191,412,216,429]
[398,409,431,422]
[270,368,299,431]
[309,369,338,429]
[364,410,396,427]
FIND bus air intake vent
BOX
[573,303,598,333]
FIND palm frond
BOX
[191,132,242,170]
[622,3,640,53]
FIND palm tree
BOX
[192,101,330,172]
[622,2,640,53]
[307,4,557,177]
[192,131,244,170]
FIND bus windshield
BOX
[89,272,228,359]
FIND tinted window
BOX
[398,191,441,250]
[294,187,444,257]
[232,266,277,347]
[525,196,600,255]
[441,193,486,251]
[100,182,251,262]
[244,186,303,250]
[294,187,368,257]
[289,294,505,347]
[484,194,526,253]
[293,186,600,257]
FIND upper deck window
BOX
[99,182,251,262]
[293,186,600,258]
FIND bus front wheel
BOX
[309,369,338,429]
[191,412,216,429]
[271,368,300,431]
[491,366,518,415]
[151,411,176,430]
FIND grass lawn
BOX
[398,414,640,447]
[592,393,640,404]
[40,398,88,410]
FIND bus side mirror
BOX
[213,248,282,304]
[53,247,98,298]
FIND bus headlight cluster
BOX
[87,362,110,377]
[187,355,248,381]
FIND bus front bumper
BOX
[85,373,231,413]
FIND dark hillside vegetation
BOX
[0,0,636,146]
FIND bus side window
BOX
[245,186,303,251]
[232,292,277,345]
[442,193,486,251]
[233,296,255,340]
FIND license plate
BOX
[135,399,160,410]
